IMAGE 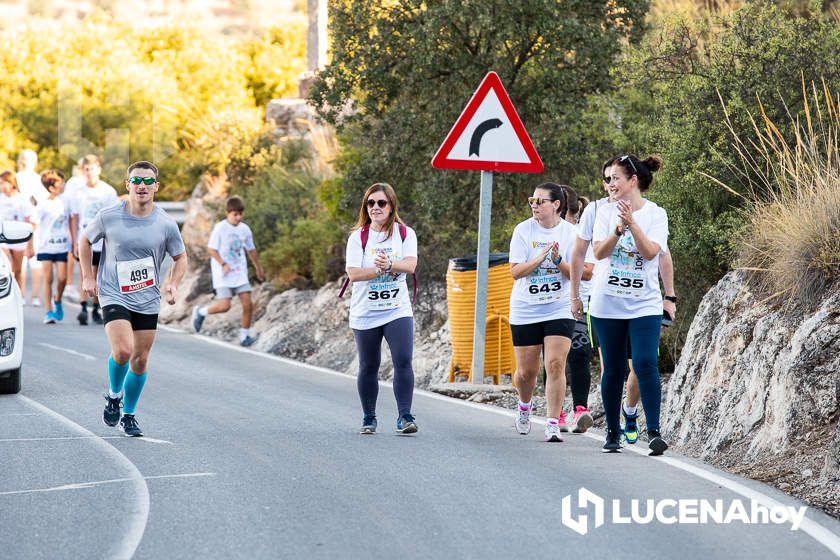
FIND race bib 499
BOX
[117,257,156,293]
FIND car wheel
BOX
[0,366,21,394]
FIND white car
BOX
[0,220,32,394]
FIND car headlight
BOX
[0,274,10,298]
[0,328,14,356]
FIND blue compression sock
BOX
[108,356,129,396]
[123,371,147,415]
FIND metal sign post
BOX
[470,170,493,384]
[432,71,543,386]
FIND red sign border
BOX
[431,71,543,173]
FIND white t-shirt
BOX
[63,176,86,204]
[0,192,32,251]
[589,200,668,319]
[33,197,72,254]
[16,170,47,206]
[579,243,596,312]
[72,181,118,252]
[508,218,577,325]
[345,224,417,330]
[576,197,609,242]
[208,220,255,289]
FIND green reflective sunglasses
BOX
[128,176,156,185]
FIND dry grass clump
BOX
[705,81,840,308]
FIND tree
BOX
[310,0,651,275]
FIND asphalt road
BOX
[2,302,839,560]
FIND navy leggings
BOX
[591,315,662,433]
[352,316,415,417]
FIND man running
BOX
[71,155,118,325]
[79,161,186,437]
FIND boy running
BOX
[191,196,264,347]
[80,161,187,437]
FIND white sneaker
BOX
[544,422,564,442]
[514,404,531,435]
[31,297,42,307]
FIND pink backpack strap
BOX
[339,225,370,299]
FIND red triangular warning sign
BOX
[432,71,543,173]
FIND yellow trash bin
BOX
[446,253,515,384]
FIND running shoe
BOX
[191,306,205,333]
[622,409,639,444]
[359,415,377,434]
[647,430,668,456]
[31,297,41,307]
[120,414,143,437]
[240,335,258,347]
[92,308,103,324]
[77,309,89,326]
[514,403,532,435]
[53,301,64,321]
[103,394,122,427]
[544,421,564,442]
[43,311,57,324]
[557,410,570,433]
[396,413,418,434]
[602,430,622,453]
[571,405,594,434]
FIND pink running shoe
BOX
[572,405,594,434]
[557,410,570,433]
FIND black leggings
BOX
[567,319,592,408]
[352,316,415,417]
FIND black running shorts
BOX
[510,318,575,347]
[102,304,158,331]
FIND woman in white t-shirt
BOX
[590,155,669,455]
[345,183,418,435]
[0,170,33,290]
[509,182,578,443]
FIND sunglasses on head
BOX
[619,155,638,175]
[528,196,553,206]
[128,176,156,185]
[367,198,388,208]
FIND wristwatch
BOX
[664,295,678,303]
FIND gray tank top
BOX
[84,201,185,314]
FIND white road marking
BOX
[16,395,149,560]
[0,472,216,497]
[165,324,840,558]
[0,435,173,445]
[37,342,96,361]
[0,412,40,417]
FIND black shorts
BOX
[92,251,101,267]
[102,304,158,331]
[510,318,575,347]
[37,252,68,262]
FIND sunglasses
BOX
[528,196,553,206]
[128,176,157,185]
[367,198,389,208]
[619,155,638,176]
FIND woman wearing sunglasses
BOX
[590,154,669,455]
[345,183,418,435]
[509,183,579,442]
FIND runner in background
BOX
[32,170,73,324]
[191,196,265,347]
[71,155,118,325]
[16,149,46,306]
[0,171,33,290]
[560,186,595,434]
[63,157,86,300]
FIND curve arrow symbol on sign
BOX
[469,118,503,157]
